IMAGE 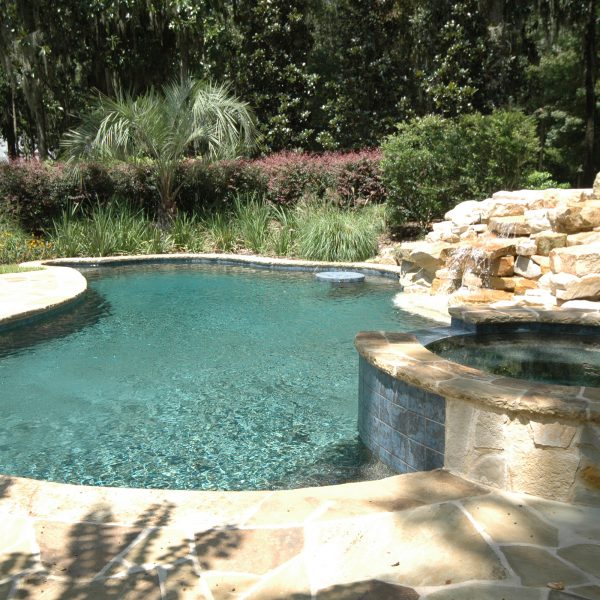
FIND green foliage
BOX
[0,214,53,264]
[381,115,459,231]
[294,202,384,262]
[233,194,272,254]
[0,264,43,274]
[382,110,540,230]
[48,204,171,257]
[202,212,238,253]
[170,214,208,252]
[0,0,597,183]
[523,171,570,189]
[227,0,317,151]
[0,152,382,233]
[267,206,297,256]
[61,78,256,219]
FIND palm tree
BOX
[61,78,256,222]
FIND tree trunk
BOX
[583,0,598,185]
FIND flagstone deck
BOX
[1,470,600,599]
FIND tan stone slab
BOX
[300,471,488,522]
[162,560,208,599]
[202,572,261,599]
[552,585,600,600]
[25,478,269,531]
[0,512,38,578]
[501,546,588,587]
[244,555,311,599]
[489,216,532,236]
[425,583,544,599]
[462,496,559,546]
[195,526,303,575]
[15,571,162,599]
[35,520,142,578]
[122,526,192,567]
[524,498,600,542]
[0,266,86,325]
[305,502,506,589]
[316,580,419,599]
[557,545,600,578]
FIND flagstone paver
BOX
[501,546,589,587]
[1,470,600,598]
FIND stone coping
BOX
[449,303,600,328]
[354,330,600,424]
[0,252,408,330]
[43,252,403,277]
[0,264,87,327]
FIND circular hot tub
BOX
[355,305,600,506]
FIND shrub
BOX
[381,109,540,231]
[48,204,171,257]
[170,213,208,252]
[253,150,384,207]
[233,194,272,254]
[0,151,383,233]
[294,202,385,262]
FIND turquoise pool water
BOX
[0,263,433,490]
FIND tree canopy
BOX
[0,0,598,184]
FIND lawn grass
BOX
[0,264,43,275]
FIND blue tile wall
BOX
[358,357,445,473]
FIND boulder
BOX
[516,238,537,256]
[449,289,514,305]
[395,241,455,275]
[531,255,551,272]
[460,229,479,242]
[488,276,516,292]
[561,299,600,310]
[549,243,600,277]
[444,201,484,226]
[514,256,542,279]
[544,188,593,206]
[594,172,600,199]
[489,256,515,277]
[551,272,600,301]
[533,231,568,256]
[550,200,600,233]
[430,221,460,243]
[491,190,546,209]
[513,277,539,294]
[488,200,527,218]
[520,289,558,307]
[567,231,600,246]
[431,277,462,295]
[524,209,551,234]
[462,272,484,289]
[537,272,553,290]
[488,216,532,236]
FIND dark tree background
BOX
[0,0,598,184]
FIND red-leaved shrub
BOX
[0,150,384,232]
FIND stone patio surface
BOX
[1,470,600,599]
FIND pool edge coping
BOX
[355,330,600,424]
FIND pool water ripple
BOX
[0,263,433,490]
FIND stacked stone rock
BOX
[395,172,600,307]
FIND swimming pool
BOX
[0,262,433,491]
